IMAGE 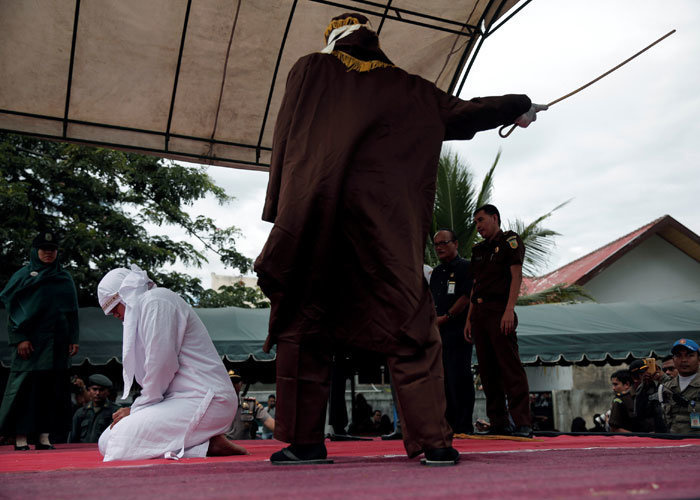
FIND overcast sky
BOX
[167,0,700,288]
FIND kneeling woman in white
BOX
[97,266,247,461]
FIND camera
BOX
[240,397,257,422]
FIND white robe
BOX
[98,288,237,461]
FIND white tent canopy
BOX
[0,0,524,171]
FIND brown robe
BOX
[255,39,530,456]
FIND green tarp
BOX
[0,306,275,367]
[1,301,699,366]
[516,300,700,363]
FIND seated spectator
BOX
[370,410,393,436]
[531,392,555,431]
[661,355,678,378]
[608,370,635,433]
[69,374,121,443]
[660,339,700,435]
[261,394,276,439]
[571,417,587,432]
[225,370,274,440]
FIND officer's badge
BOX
[507,236,518,249]
[45,233,52,241]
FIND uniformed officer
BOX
[660,338,700,434]
[608,369,636,432]
[628,359,666,433]
[226,369,275,440]
[429,229,474,434]
[465,204,532,438]
[69,374,121,443]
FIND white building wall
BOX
[585,235,700,303]
[525,366,573,391]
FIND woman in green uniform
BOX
[0,231,79,450]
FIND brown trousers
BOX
[471,303,531,428]
[273,323,453,458]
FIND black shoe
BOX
[420,447,460,466]
[512,426,533,438]
[270,443,333,465]
[14,445,30,451]
[476,426,513,436]
[381,430,403,440]
[35,443,55,450]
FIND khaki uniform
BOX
[470,230,530,428]
[69,400,121,443]
[608,391,635,431]
[661,372,700,434]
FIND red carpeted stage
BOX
[1,435,698,499]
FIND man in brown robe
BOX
[254,13,544,465]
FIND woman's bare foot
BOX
[207,434,250,456]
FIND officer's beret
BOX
[88,374,113,388]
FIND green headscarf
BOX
[0,247,78,340]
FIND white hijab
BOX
[97,264,156,399]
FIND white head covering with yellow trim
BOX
[320,15,394,73]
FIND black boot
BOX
[381,429,403,440]
[475,425,513,436]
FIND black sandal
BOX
[420,447,460,466]
[270,444,333,465]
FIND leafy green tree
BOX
[427,149,587,304]
[197,283,269,309]
[0,133,254,307]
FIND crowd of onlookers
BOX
[2,336,697,447]
[571,338,699,435]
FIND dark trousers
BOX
[471,303,530,428]
[274,324,453,457]
[6,370,70,436]
[440,327,475,434]
[328,351,350,434]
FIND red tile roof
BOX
[521,215,699,295]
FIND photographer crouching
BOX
[226,370,275,440]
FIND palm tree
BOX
[427,148,587,303]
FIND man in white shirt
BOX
[96,265,248,461]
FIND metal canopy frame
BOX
[0,0,530,171]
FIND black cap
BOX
[629,359,648,374]
[228,369,242,382]
[32,231,59,250]
[88,374,113,389]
